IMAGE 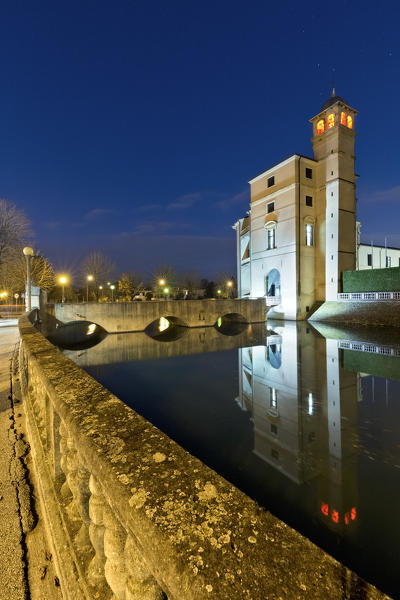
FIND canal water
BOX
[64,320,400,599]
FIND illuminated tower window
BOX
[316,119,324,135]
[306,224,314,246]
[347,115,353,129]
[327,113,335,129]
[340,111,347,125]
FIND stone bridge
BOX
[15,313,388,600]
[53,298,267,333]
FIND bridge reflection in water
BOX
[65,320,400,599]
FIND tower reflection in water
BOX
[237,321,359,537]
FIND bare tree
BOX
[152,265,178,297]
[0,199,31,266]
[81,252,115,285]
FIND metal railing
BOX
[338,340,400,356]
[337,291,400,301]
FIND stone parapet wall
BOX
[54,298,267,333]
[18,313,389,599]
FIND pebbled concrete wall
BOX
[309,300,400,327]
[54,298,267,333]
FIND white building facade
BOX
[234,93,358,320]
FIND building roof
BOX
[321,94,348,111]
[248,153,316,184]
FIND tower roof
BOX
[321,94,348,111]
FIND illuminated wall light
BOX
[316,119,324,135]
[327,113,335,129]
[217,317,222,327]
[308,392,314,415]
[159,317,170,332]
[86,323,97,335]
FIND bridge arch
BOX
[144,315,188,341]
[214,313,248,336]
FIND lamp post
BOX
[23,247,34,312]
[110,284,115,302]
[87,274,94,303]
[98,285,103,302]
[159,279,165,299]
[58,275,68,303]
[227,280,233,299]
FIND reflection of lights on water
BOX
[308,392,314,415]
[86,323,97,335]
[217,317,222,327]
[320,502,357,525]
[159,317,170,332]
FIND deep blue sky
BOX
[1,1,400,281]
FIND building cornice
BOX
[251,183,297,207]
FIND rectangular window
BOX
[267,176,275,188]
[271,449,279,460]
[386,256,392,267]
[306,224,313,246]
[367,253,372,266]
[267,228,276,250]
[305,168,312,179]
[306,196,313,207]
[267,201,274,213]
[270,424,278,435]
[270,388,277,409]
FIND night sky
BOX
[1,1,400,281]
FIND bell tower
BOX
[310,92,357,301]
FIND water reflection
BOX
[238,321,359,538]
[66,319,400,598]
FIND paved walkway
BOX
[0,322,63,599]
[0,324,27,599]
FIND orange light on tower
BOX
[347,115,353,129]
[327,113,335,129]
[340,111,347,125]
[316,119,325,135]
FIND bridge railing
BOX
[17,313,386,600]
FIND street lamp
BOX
[158,279,166,298]
[217,289,222,296]
[110,284,115,302]
[87,274,94,302]
[58,275,68,304]
[23,247,34,312]
[227,280,233,298]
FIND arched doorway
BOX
[266,268,281,300]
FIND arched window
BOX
[316,119,324,135]
[347,115,353,129]
[327,113,335,129]
[304,216,315,247]
[340,111,347,125]
[264,219,277,250]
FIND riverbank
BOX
[309,300,400,327]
